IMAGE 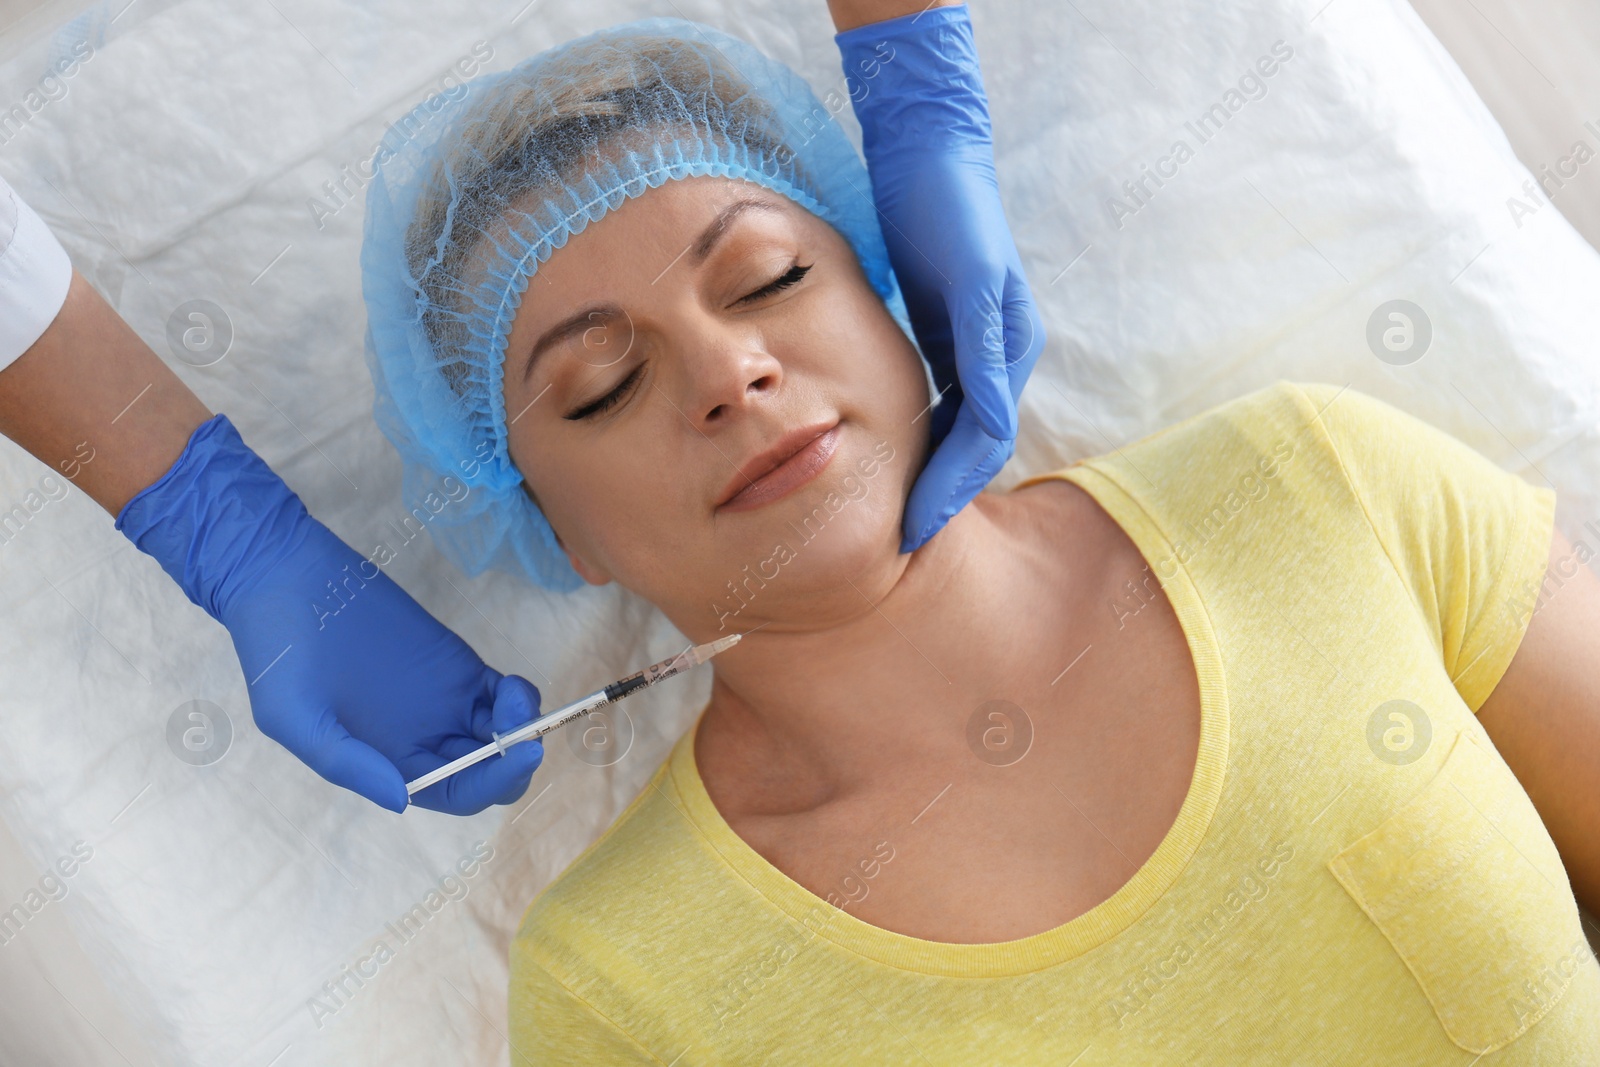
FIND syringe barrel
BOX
[494,687,611,751]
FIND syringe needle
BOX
[403,632,744,799]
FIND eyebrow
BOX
[519,196,782,383]
[689,196,778,265]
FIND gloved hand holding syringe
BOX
[404,633,743,800]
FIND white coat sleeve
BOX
[0,173,73,372]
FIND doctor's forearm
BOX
[0,269,212,517]
[825,0,962,32]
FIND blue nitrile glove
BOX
[836,3,1046,552]
[115,414,545,815]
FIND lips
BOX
[716,420,841,512]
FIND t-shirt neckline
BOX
[666,463,1231,978]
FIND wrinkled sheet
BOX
[0,0,1596,1062]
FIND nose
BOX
[679,322,785,429]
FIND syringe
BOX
[404,633,742,799]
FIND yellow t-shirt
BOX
[508,380,1599,1064]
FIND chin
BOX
[702,485,897,618]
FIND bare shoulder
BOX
[998,472,1120,565]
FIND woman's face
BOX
[499,176,931,632]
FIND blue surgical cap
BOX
[360,17,927,592]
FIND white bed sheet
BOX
[0,0,1597,1063]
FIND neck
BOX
[675,491,1048,817]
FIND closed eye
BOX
[565,364,643,421]
[737,262,812,305]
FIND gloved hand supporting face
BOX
[836,3,1047,553]
[116,415,545,815]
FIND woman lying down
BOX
[358,13,1600,1066]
